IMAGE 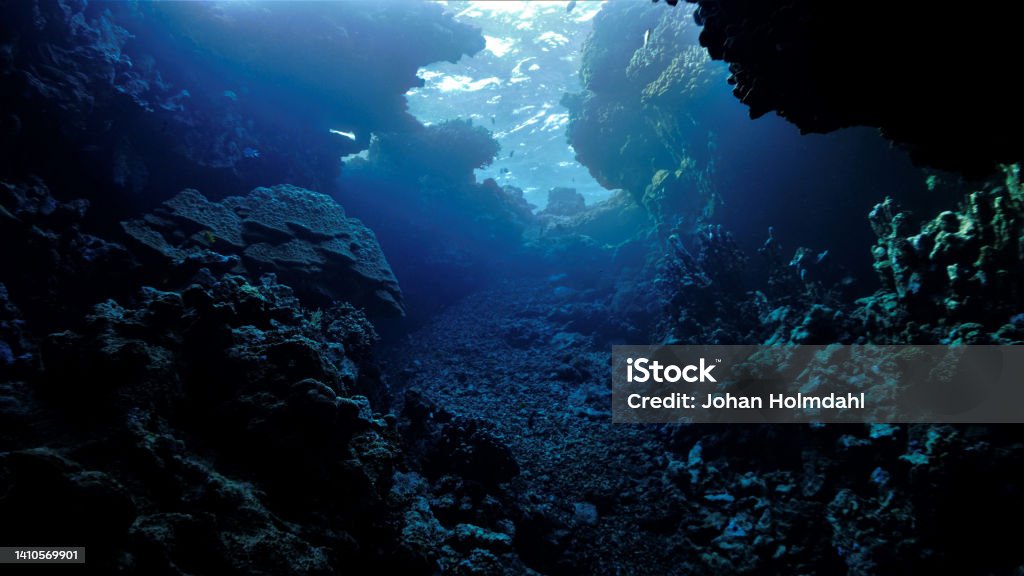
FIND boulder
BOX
[122,185,404,316]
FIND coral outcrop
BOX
[539,188,586,218]
[122,185,404,317]
[857,165,1024,343]
[563,0,721,228]
[655,223,846,345]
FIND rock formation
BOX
[122,185,404,317]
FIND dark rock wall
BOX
[683,0,1024,175]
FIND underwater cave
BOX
[2,1,1024,574]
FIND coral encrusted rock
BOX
[122,185,404,316]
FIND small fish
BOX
[816,250,829,264]
[643,29,651,48]
[566,0,576,13]
[329,129,357,141]
[491,115,496,125]
[509,150,515,158]
[243,147,260,159]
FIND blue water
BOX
[1,1,1022,574]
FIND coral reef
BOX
[0,180,137,332]
[0,0,485,208]
[0,175,538,576]
[857,165,1024,343]
[654,165,1024,347]
[567,1,951,280]
[655,223,847,345]
[0,181,541,573]
[536,190,648,249]
[563,0,721,226]
[122,185,404,317]
[1,270,411,573]
[4,1,1024,575]
[681,0,1024,175]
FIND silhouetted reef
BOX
[682,0,1024,175]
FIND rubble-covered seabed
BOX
[2,1,1024,575]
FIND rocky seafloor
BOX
[2,1,1024,575]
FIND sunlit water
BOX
[406,0,612,209]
